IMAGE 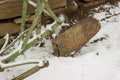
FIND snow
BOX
[1,1,120,80]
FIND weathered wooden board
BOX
[82,0,108,7]
[49,0,66,9]
[0,0,66,20]
[0,22,20,36]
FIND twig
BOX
[45,1,61,24]
[12,61,49,80]
[36,0,42,34]
[26,0,51,16]
[0,38,5,47]
[0,29,28,55]
[20,0,28,33]
[21,0,46,51]
[2,21,61,63]
[25,0,36,7]
[0,34,9,54]
[0,59,45,71]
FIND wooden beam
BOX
[0,23,20,36]
[82,0,108,8]
[0,0,66,20]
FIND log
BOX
[52,18,101,57]
[0,0,66,20]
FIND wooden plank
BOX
[0,22,20,36]
[0,0,34,20]
[13,6,78,24]
[82,0,108,7]
[49,0,66,9]
[0,0,66,20]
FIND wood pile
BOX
[0,0,110,37]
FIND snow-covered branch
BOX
[0,34,9,54]
[0,59,47,71]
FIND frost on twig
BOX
[0,59,48,72]
[0,29,28,55]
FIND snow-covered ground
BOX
[1,1,120,80]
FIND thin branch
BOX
[2,21,61,63]
[0,34,9,54]
[21,0,46,50]
[20,0,28,33]
[26,0,37,7]
[12,61,49,80]
[0,59,45,70]
[45,2,61,24]
[36,15,41,34]
[0,38,5,47]
[0,29,28,55]
[26,0,50,16]
[36,0,42,34]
